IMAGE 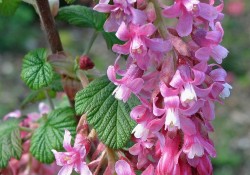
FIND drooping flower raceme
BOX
[94,0,232,174]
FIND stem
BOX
[36,0,63,53]
[93,151,107,175]
[150,0,168,39]
[20,126,33,132]
[44,89,55,110]
[83,30,98,55]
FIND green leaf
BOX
[102,31,124,49]
[21,90,56,108]
[57,5,106,31]
[50,73,64,92]
[30,107,76,163]
[75,76,138,149]
[0,0,20,16]
[0,119,22,168]
[21,48,54,90]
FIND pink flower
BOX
[107,62,144,102]
[193,22,229,64]
[52,130,92,175]
[3,110,21,120]
[163,0,219,36]
[170,64,205,107]
[94,0,146,32]
[112,22,170,70]
[163,0,199,36]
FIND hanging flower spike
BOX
[52,130,92,175]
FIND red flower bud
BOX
[79,55,95,70]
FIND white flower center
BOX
[165,108,180,130]
[180,83,197,105]
[219,83,232,99]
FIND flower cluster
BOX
[95,0,231,174]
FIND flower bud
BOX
[49,0,59,17]
[79,55,95,70]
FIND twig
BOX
[36,0,63,53]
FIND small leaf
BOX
[57,5,106,31]
[0,0,20,16]
[75,76,138,149]
[102,31,124,50]
[30,107,76,163]
[21,48,54,90]
[0,119,22,168]
[21,90,56,108]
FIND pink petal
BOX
[39,102,50,114]
[79,163,92,175]
[205,31,222,43]
[153,97,165,116]
[200,138,216,158]
[136,54,150,70]
[141,164,155,175]
[210,45,228,64]
[131,8,147,25]
[147,118,165,132]
[3,110,21,120]
[107,65,123,85]
[180,100,204,116]
[116,22,131,41]
[145,38,172,52]
[160,82,179,97]
[127,78,144,94]
[180,116,196,136]
[176,10,193,37]
[198,3,218,21]
[195,47,211,62]
[163,3,181,18]
[209,68,227,82]
[63,130,72,151]
[104,14,120,32]
[58,165,74,175]
[164,96,180,108]
[129,143,141,155]
[191,69,205,85]
[202,101,215,121]
[51,150,65,166]
[138,23,156,36]
[112,41,131,55]
[115,160,134,175]
[170,70,184,88]
[93,4,114,13]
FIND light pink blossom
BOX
[52,130,92,175]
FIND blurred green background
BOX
[0,0,250,174]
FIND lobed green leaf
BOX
[21,48,54,90]
[30,107,76,163]
[0,119,22,168]
[75,76,139,149]
[57,5,106,31]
